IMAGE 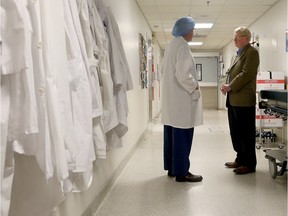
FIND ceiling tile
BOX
[135,0,281,50]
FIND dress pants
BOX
[227,106,257,170]
[164,125,194,176]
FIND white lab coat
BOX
[76,0,103,118]
[161,37,203,128]
[71,0,102,119]
[63,0,104,192]
[1,1,69,215]
[1,1,38,215]
[2,0,39,142]
[76,0,107,159]
[12,0,55,180]
[38,0,72,181]
[89,0,118,133]
[97,1,132,145]
[0,76,14,216]
[105,7,133,91]
[104,7,132,139]
[64,0,95,173]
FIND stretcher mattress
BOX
[260,89,288,103]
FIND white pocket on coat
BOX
[192,89,201,101]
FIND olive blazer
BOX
[226,44,260,107]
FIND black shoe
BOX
[175,172,203,182]
[167,171,175,177]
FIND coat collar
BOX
[228,43,251,71]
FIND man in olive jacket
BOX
[221,26,260,174]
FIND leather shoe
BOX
[175,172,203,182]
[233,166,255,175]
[167,171,175,177]
[225,161,241,168]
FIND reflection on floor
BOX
[95,110,287,216]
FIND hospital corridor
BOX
[94,110,287,216]
[1,0,287,215]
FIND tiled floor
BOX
[94,110,287,216]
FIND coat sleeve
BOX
[175,45,198,94]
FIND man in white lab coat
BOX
[161,17,203,182]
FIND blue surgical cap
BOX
[172,17,195,37]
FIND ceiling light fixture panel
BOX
[188,42,203,46]
[195,23,213,29]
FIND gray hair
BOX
[234,26,251,41]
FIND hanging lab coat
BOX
[88,0,119,133]
[104,7,133,91]
[1,0,38,142]
[0,76,14,216]
[76,0,107,159]
[96,1,132,144]
[1,1,38,215]
[64,0,96,174]
[68,0,101,120]
[38,0,71,181]
[161,37,203,128]
[1,1,68,215]
[104,7,132,139]
[76,0,103,118]
[11,0,54,180]
[12,0,80,181]
[63,0,104,192]
[9,0,74,215]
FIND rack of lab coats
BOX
[1,0,133,215]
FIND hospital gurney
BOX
[259,89,287,178]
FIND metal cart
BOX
[257,92,285,149]
[264,149,287,178]
[258,89,287,178]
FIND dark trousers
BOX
[163,125,194,176]
[227,106,257,169]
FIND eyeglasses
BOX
[234,35,245,40]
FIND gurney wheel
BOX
[268,158,278,179]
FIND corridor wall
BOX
[222,0,287,74]
[220,0,287,109]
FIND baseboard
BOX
[82,129,148,216]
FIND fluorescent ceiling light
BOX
[164,23,213,32]
[195,23,213,29]
[188,42,203,46]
